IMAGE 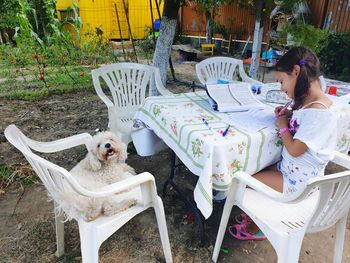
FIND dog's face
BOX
[88,131,127,170]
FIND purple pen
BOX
[278,100,293,117]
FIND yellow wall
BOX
[56,0,163,40]
[129,0,162,39]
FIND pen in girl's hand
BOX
[277,100,293,117]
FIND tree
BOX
[150,0,182,96]
[248,0,305,79]
[249,0,265,79]
[150,0,304,94]
[193,0,221,43]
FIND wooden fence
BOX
[179,0,350,42]
[308,0,350,32]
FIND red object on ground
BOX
[328,86,337,95]
[243,57,265,65]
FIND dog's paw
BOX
[84,209,101,221]
[82,198,103,221]
[103,199,137,216]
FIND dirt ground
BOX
[0,60,350,263]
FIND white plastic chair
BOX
[92,63,173,146]
[213,151,350,263]
[4,124,173,263]
[195,57,263,85]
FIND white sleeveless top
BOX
[279,101,337,195]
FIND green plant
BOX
[31,52,49,89]
[316,32,350,82]
[3,40,36,81]
[15,0,43,46]
[213,21,228,39]
[282,22,328,52]
[79,28,116,65]
[0,0,20,30]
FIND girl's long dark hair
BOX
[275,47,320,110]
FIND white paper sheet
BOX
[223,108,276,132]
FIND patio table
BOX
[133,84,350,220]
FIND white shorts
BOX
[277,158,319,196]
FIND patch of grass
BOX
[9,104,18,111]
[0,67,94,101]
[0,164,40,192]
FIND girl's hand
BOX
[275,115,288,129]
[274,106,292,117]
[274,106,284,116]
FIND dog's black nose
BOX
[105,143,111,148]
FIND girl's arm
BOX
[276,115,307,157]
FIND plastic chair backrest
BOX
[195,57,261,85]
[303,170,350,233]
[4,125,88,206]
[196,57,239,84]
[92,63,154,119]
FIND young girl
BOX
[229,47,337,240]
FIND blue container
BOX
[251,84,262,95]
[153,19,161,31]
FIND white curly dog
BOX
[58,131,137,221]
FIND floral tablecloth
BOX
[133,88,350,219]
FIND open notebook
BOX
[206,82,265,112]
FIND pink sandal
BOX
[234,213,252,224]
[228,223,266,241]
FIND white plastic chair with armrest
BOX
[4,124,173,263]
[213,151,350,263]
[195,57,263,85]
[92,63,172,146]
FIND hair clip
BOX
[299,59,306,66]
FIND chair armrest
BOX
[26,133,93,153]
[233,171,298,203]
[238,60,263,85]
[332,151,350,170]
[92,70,114,108]
[195,63,206,85]
[71,172,155,197]
[154,67,173,95]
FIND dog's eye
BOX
[97,144,100,148]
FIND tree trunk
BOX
[249,0,264,79]
[205,10,213,43]
[150,0,180,96]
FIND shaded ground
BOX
[0,61,349,262]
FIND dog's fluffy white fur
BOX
[58,131,137,221]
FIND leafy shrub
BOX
[282,22,328,52]
[316,32,350,82]
[213,22,228,39]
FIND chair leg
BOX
[153,197,173,263]
[276,233,304,263]
[78,224,100,263]
[212,200,234,263]
[54,206,65,257]
[333,214,347,263]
